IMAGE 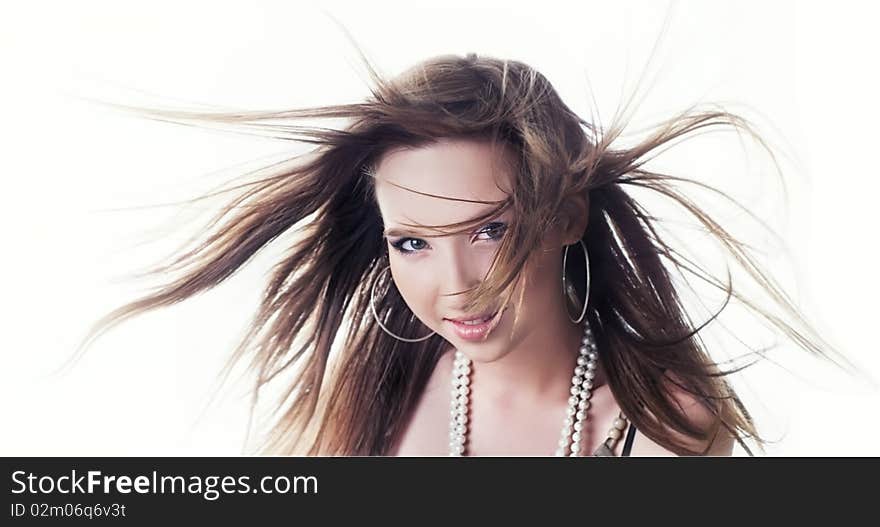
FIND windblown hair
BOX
[71,52,853,456]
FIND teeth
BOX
[458,312,495,325]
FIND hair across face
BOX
[373,137,575,362]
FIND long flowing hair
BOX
[68,51,855,456]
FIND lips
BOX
[444,309,504,341]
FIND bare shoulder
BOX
[388,347,455,456]
[629,372,735,457]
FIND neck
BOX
[468,309,606,408]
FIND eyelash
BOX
[389,222,508,256]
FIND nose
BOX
[440,240,486,301]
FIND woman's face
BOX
[372,138,580,362]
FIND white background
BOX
[1,0,877,455]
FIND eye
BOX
[473,222,508,241]
[390,237,429,255]
[388,222,507,256]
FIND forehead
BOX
[372,138,515,231]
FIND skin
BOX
[372,137,734,456]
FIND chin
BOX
[465,345,513,364]
[444,307,513,361]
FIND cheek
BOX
[390,260,437,318]
[517,248,563,308]
[531,250,561,287]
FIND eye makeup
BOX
[388,221,508,256]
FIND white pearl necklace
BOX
[448,320,628,456]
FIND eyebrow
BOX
[383,227,439,238]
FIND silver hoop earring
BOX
[370,264,436,343]
[562,239,591,324]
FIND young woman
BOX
[73,52,851,456]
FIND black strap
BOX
[622,423,637,457]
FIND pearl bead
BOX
[608,428,622,440]
[613,418,627,430]
[448,321,605,456]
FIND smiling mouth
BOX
[444,308,506,341]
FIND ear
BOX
[559,192,590,246]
